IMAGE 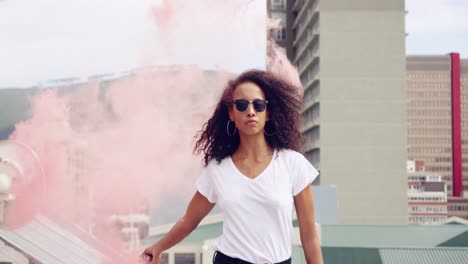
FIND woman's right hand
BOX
[140,245,161,264]
[139,191,215,263]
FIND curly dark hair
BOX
[194,69,305,166]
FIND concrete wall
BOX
[318,0,408,224]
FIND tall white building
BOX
[269,0,408,224]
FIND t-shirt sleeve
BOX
[195,167,218,203]
[292,153,320,196]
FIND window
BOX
[175,253,196,264]
[160,253,169,264]
[272,28,286,41]
[270,11,286,41]
[271,0,286,10]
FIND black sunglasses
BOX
[231,99,268,112]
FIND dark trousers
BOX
[212,251,291,264]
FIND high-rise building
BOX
[406,54,468,220]
[268,0,408,224]
[407,55,464,196]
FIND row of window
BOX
[409,147,452,154]
[407,73,450,79]
[408,100,451,107]
[408,206,447,213]
[408,100,468,108]
[408,119,451,126]
[407,83,450,89]
[407,109,450,116]
[409,216,447,224]
[408,157,452,163]
[408,157,452,165]
[408,185,425,191]
[406,84,468,91]
[406,74,468,82]
[408,197,447,202]
[448,205,468,211]
[440,175,452,181]
[409,120,468,128]
[448,185,468,192]
[407,91,451,97]
[407,176,424,181]
[408,138,451,145]
[408,128,451,135]
[408,175,442,181]
[424,166,452,172]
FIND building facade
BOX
[448,196,468,220]
[407,55,468,220]
[268,0,288,45]
[269,0,408,224]
[407,161,448,224]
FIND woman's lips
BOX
[245,120,258,126]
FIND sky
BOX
[0,0,467,87]
[0,0,266,87]
[405,0,468,56]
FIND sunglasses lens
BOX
[254,101,267,112]
[235,100,249,112]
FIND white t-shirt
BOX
[195,148,319,263]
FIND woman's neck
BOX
[235,134,273,160]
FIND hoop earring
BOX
[264,120,277,136]
[227,120,237,136]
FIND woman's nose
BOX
[246,104,256,116]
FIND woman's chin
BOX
[238,129,264,137]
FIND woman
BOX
[142,70,323,264]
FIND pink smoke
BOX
[7,90,73,228]
[266,18,303,97]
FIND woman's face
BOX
[229,81,268,137]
